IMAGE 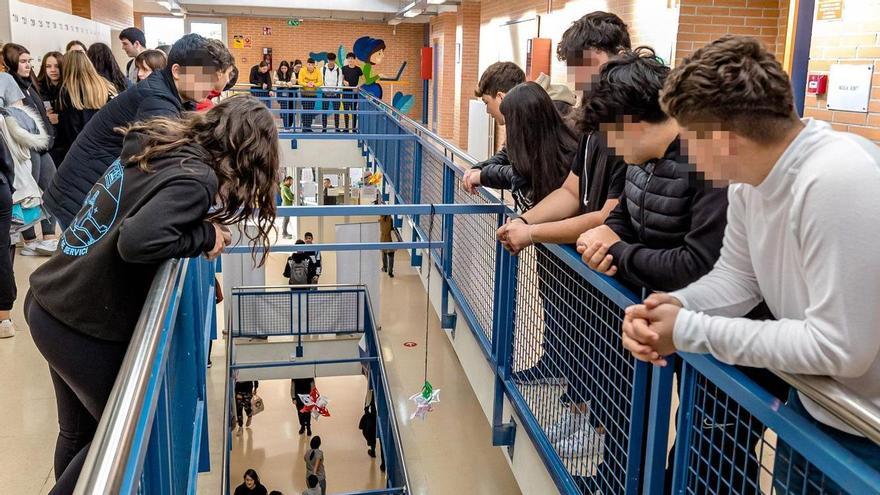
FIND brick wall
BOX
[676,0,784,64]
[803,0,880,143]
[225,16,426,120]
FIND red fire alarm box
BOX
[807,74,828,95]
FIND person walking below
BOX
[378,214,395,277]
[304,436,327,495]
[280,176,294,238]
[234,469,268,495]
[235,380,259,432]
[320,53,342,132]
[291,377,314,435]
[284,240,317,287]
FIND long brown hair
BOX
[37,51,63,91]
[2,43,35,85]
[60,50,116,111]
[123,95,279,265]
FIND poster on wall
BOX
[827,63,873,112]
[816,0,844,21]
[8,0,111,65]
[262,26,272,36]
[233,35,244,48]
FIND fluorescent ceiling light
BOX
[156,0,172,10]
[403,8,423,17]
[427,0,445,4]
[388,17,403,25]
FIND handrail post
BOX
[410,137,423,267]
[439,157,456,330]
[491,214,517,448]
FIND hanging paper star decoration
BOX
[408,380,441,421]
[366,171,383,185]
[298,387,331,421]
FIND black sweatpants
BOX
[26,293,128,495]
[0,182,15,311]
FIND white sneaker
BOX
[555,424,606,461]
[545,401,592,444]
[20,242,40,256]
[0,320,14,338]
[35,239,58,255]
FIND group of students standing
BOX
[249,53,363,132]
[462,11,880,493]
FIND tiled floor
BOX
[1,216,521,495]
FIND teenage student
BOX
[622,35,880,494]
[45,34,236,230]
[119,27,147,84]
[321,53,343,131]
[26,95,278,493]
[341,52,362,132]
[297,58,323,132]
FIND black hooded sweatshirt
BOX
[29,132,218,342]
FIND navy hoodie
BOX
[29,132,218,342]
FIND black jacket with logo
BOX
[45,70,184,228]
[30,132,218,342]
[605,139,729,292]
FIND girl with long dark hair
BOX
[26,95,279,493]
[304,435,327,495]
[2,43,59,255]
[37,51,63,110]
[498,81,578,210]
[86,42,128,93]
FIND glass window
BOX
[189,22,223,41]
[143,16,184,49]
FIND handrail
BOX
[362,93,880,452]
[774,371,880,444]
[362,287,411,493]
[74,259,186,495]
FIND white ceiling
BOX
[133,0,455,22]
[181,0,403,13]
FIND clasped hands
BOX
[622,293,682,366]
[575,225,620,276]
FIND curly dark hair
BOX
[167,34,235,74]
[557,12,631,61]
[579,46,669,133]
[121,95,279,266]
[661,35,797,143]
[474,61,525,98]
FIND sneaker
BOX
[35,239,58,255]
[545,408,582,444]
[367,448,376,458]
[512,361,566,386]
[555,424,605,461]
[20,242,41,256]
[299,425,306,435]
[306,426,312,436]
[0,320,14,338]
[245,416,252,427]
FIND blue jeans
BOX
[773,390,880,494]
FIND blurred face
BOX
[328,59,336,68]
[679,122,739,183]
[565,48,611,92]
[17,52,32,78]
[44,56,61,82]
[307,62,315,71]
[280,65,288,73]
[294,63,302,72]
[137,62,152,81]
[284,178,293,186]
[323,179,331,188]
[601,117,672,165]
[174,65,228,102]
[259,65,269,74]
[346,57,356,67]
[481,92,504,124]
[121,39,139,58]
[244,475,255,489]
[304,234,313,244]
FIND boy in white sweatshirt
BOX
[621,35,880,491]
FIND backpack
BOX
[288,258,309,285]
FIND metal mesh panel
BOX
[681,370,846,495]
[399,139,415,203]
[234,290,363,336]
[450,185,498,343]
[511,245,636,494]
[418,149,444,244]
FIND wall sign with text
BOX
[816,0,844,21]
[827,64,874,113]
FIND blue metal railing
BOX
[351,91,880,494]
[74,257,216,495]
[225,285,410,495]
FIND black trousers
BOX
[302,94,316,131]
[342,90,358,131]
[0,182,14,311]
[321,93,340,131]
[27,293,128,495]
[381,251,395,275]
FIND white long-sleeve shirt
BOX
[671,118,880,435]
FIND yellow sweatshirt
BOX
[298,67,323,91]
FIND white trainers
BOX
[35,239,58,255]
[0,319,15,338]
[555,424,606,461]
[20,241,40,256]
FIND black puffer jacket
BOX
[605,139,728,292]
[45,70,184,229]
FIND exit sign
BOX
[287,19,301,26]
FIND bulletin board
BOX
[8,0,111,66]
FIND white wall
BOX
[7,0,111,65]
